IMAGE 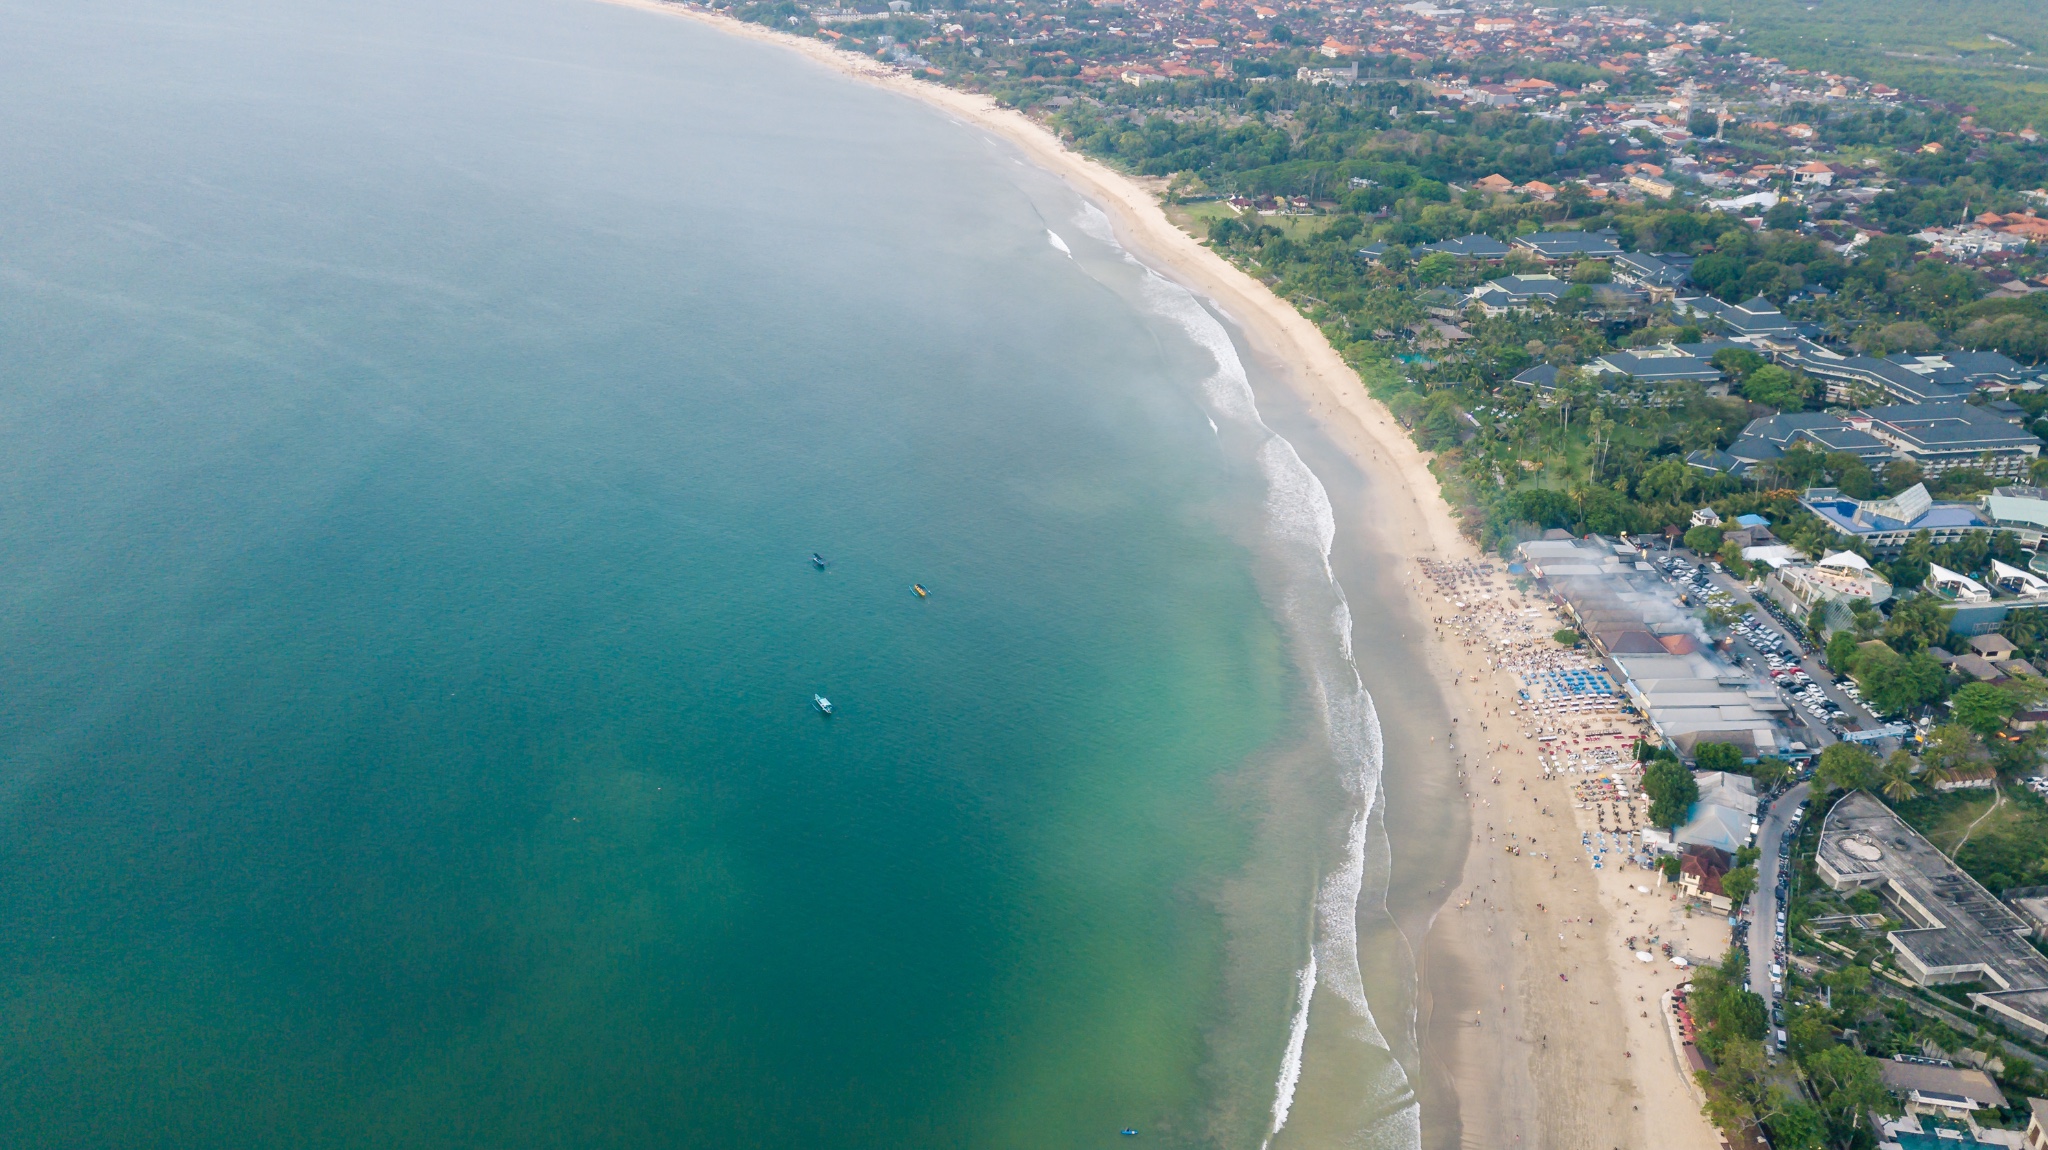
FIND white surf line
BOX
[1045,229,1071,256]
[1063,199,1411,1145]
[1263,951,1318,1150]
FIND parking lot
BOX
[1651,551,1890,749]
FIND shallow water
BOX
[0,0,1447,1145]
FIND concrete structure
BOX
[1801,484,1993,554]
[1817,791,2048,1038]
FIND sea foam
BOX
[1071,201,1417,1148]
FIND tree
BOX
[1712,346,1765,380]
[1920,723,1982,784]
[1751,756,1792,789]
[1741,364,1812,410]
[1825,630,1862,674]
[1684,524,1724,554]
[1693,742,1743,773]
[1722,864,1758,906]
[1817,742,1878,793]
[1802,1043,1887,1149]
[1553,628,1581,646]
[1570,259,1613,283]
[1637,458,1691,503]
[1883,592,1954,655]
[1952,681,2021,735]
[1644,758,1699,829]
[1860,650,1946,715]
[1880,749,1919,803]
[1881,460,1925,495]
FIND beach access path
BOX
[594,4,1731,1146]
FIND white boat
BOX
[813,694,834,715]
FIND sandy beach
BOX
[598,5,1730,1145]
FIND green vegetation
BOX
[1645,754,1701,829]
[1637,0,2048,130]
[1892,787,2048,892]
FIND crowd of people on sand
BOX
[1409,551,1730,1140]
[1411,557,1671,882]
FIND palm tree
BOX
[1881,750,1920,804]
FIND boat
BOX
[811,553,828,569]
[1120,1130,1138,1138]
[813,694,834,715]
[911,584,928,598]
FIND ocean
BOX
[0,0,1444,1145]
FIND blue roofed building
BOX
[1800,483,1992,553]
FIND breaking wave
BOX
[1070,201,1416,1148]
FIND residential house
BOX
[1678,843,1735,911]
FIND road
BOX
[1750,781,1811,1018]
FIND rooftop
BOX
[1817,792,2048,1038]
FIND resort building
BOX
[1817,792,2048,1039]
[1582,342,1733,386]
[1760,551,1893,623]
[1984,487,2048,548]
[1510,229,1621,261]
[1775,342,2025,406]
[1859,404,2041,479]
[1800,484,1992,554]
[1611,251,1693,291]
[1468,273,1569,314]
[1416,233,1511,260]
[1674,294,1809,340]
[1876,1059,2008,1121]
[1927,564,1994,604]
[1687,411,1891,477]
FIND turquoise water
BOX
[0,0,1459,1143]
[0,0,1434,1146]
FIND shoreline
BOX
[597,4,1728,1146]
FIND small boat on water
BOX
[813,694,834,715]
[1120,1130,1138,1138]
[911,584,928,598]
[811,553,828,569]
